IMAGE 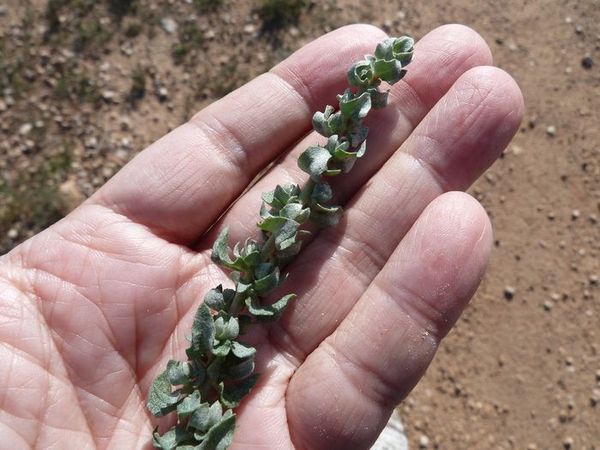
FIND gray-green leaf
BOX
[198,414,236,450]
[339,90,371,123]
[218,374,259,408]
[187,303,214,359]
[152,427,189,450]
[166,360,191,386]
[231,341,256,359]
[245,293,296,319]
[147,372,180,417]
[310,203,343,228]
[298,145,335,180]
[176,391,204,421]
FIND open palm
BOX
[0,24,523,450]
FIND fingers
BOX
[92,24,387,244]
[286,192,493,450]
[269,65,523,360]
[200,23,494,247]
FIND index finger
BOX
[91,25,387,245]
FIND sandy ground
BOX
[1,0,599,448]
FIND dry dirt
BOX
[1,0,599,449]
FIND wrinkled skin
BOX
[0,24,523,450]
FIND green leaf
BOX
[188,401,221,433]
[312,105,335,136]
[204,285,225,310]
[298,145,335,180]
[218,374,259,409]
[240,239,261,268]
[231,341,256,359]
[203,287,235,312]
[274,220,299,251]
[253,266,280,295]
[258,216,288,232]
[368,87,389,109]
[392,36,414,65]
[211,228,233,266]
[152,426,190,450]
[207,357,224,383]
[349,124,369,148]
[245,293,296,319]
[310,203,343,228]
[225,356,256,380]
[198,414,236,450]
[166,360,191,386]
[147,372,180,417]
[373,58,405,85]
[280,203,310,223]
[311,181,333,204]
[374,37,395,60]
[253,262,274,280]
[176,391,204,421]
[214,316,239,341]
[187,303,214,359]
[347,59,375,88]
[339,90,371,123]
[212,341,232,357]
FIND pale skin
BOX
[0,24,523,449]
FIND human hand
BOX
[0,24,523,449]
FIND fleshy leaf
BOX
[189,401,220,433]
[298,145,334,180]
[176,391,204,421]
[231,341,256,359]
[211,228,234,266]
[347,59,375,88]
[368,87,389,109]
[349,124,369,148]
[214,316,239,341]
[258,216,288,232]
[310,203,343,228]
[147,372,180,417]
[392,36,414,65]
[374,37,395,60]
[198,414,235,450]
[253,266,280,295]
[204,286,225,311]
[312,105,335,136]
[339,90,371,122]
[212,342,232,357]
[166,360,191,386]
[225,356,255,380]
[218,374,259,409]
[274,220,299,251]
[187,303,214,359]
[152,427,189,450]
[311,181,333,204]
[245,293,296,319]
[373,58,405,85]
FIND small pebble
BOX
[504,286,516,301]
[563,437,573,449]
[418,435,429,449]
[582,56,593,69]
[161,17,178,34]
[7,228,18,240]
[571,209,580,220]
[546,125,556,136]
[157,86,169,101]
[19,123,33,136]
[543,300,554,311]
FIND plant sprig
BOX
[147,35,415,450]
